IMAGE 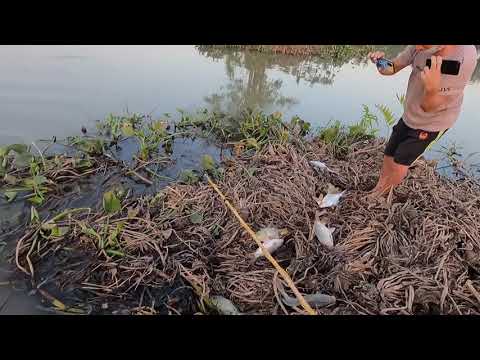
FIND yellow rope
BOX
[206,175,317,315]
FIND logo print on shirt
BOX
[419,131,429,140]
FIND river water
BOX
[1,45,479,314]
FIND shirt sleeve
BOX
[394,45,416,68]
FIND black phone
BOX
[426,59,461,75]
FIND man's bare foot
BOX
[364,187,390,202]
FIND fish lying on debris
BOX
[275,277,336,308]
[252,227,285,259]
[309,160,332,172]
[210,296,242,315]
[319,183,345,208]
[256,227,280,242]
[253,238,284,259]
[283,292,336,308]
[314,212,335,249]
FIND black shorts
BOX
[384,118,447,166]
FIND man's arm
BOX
[368,46,416,76]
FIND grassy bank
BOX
[205,45,376,58]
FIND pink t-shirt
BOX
[395,45,478,132]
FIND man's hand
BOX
[420,56,442,94]
[420,56,451,112]
[368,51,386,63]
[368,51,395,75]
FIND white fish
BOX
[314,220,335,249]
[309,160,331,172]
[282,292,336,308]
[275,277,336,308]
[255,227,280,243]
[319,184,345,208]
[210,296,242,315]
[254,238,284,259]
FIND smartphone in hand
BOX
[426,59,461,75]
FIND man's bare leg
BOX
[370,155,395,193]
[371,160,409,197]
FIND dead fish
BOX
[309,160,331,172]
[319,183,345,208]
[210,296,242,315]
[253,238,284,259]
[275,277,336,308]
[314,212,334,249]
[255,227,280,242]
[282,292,336,308]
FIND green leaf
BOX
[106,249,125,257]
[76,139,104,155]
[127,207,140,219]
[107,222,124,246]
[179,170,199,184]
[189,211,203,224]
[73,158,93,170]
[48,225,70,238]
[121,122,136,137]
[28,195,44,206]
[201,155,216,172]
[376,104,396,127]
[4,191,17,203]
[81,226,101,241]
[103,191,121,214]
[150,120,168,135]
[244,138,258,149]
[58,226,70,237]
[13,152,33,169]
[3,174,18,185]
[41,222,57,231]
[0,144,28,157]
[33,175,47,186]
[7,144,28,154]
[30,206,40,224]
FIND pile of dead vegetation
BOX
[12,133,480,315]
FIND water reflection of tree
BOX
[197,46,372,114]
[199,47,299,114]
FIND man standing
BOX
[367,45,477,196]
